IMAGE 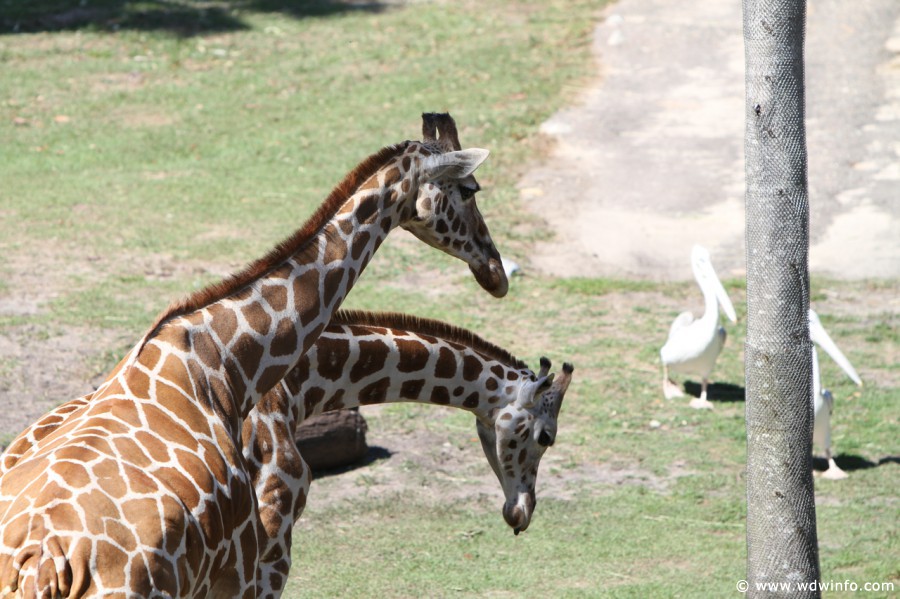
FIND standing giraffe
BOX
[2,313,574,598]
[243,311,574,597]
[0,114,507,598]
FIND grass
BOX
[1,1,897,597]
[290,490,746,597]
[2,0,597,330]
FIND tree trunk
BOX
[295,409,369,471]
[742,0,820,596]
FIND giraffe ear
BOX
[422,148,490,181]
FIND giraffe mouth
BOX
[502,490,535,534]
[470,258,508,298]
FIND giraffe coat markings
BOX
[396,338,430,373]
[269,319,298,358]
[241,303,272,338]
[359,377,391,404]
[434,346,457,379]
[349,340,389,383]
[400,378,425,398]
[315,337,350,382]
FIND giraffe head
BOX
[401,113,508,298]
[476,359,574,534]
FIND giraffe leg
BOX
[241,386,315,599]
[689,378,714,409]
[255,446,312,599]
[662,365,684,399]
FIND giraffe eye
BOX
[459,182,480,200]
[537,430,554,448]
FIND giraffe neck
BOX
[278,312,534,425]
[131,144,416,437]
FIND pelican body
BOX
[660,245,737,409]
[809,309,862,480]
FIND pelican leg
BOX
[663,365,684,399]
[815,393,847,480]
[689,378,715,410]
[821,446,848,481]
[822,458,848,480]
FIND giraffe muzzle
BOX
[503,490,536,535]
[470,258,508,298]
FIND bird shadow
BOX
[1,0,388,36]
[310,445,392,479]
[684,381,746,403]
[813,454,899,473]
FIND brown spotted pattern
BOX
[0,114,506,598]
[241,311,574,597]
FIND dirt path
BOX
[520,0,900,281]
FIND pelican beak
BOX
[809,310,862,386]
[712,271,737,323]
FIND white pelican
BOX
[809,309,863,480]
[501,256,521,278]
[660,245,737,409]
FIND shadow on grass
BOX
[1,0,388,36]
[684,380,746,403]
[813,454,900,474]
[311,445,392,479]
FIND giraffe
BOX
[241,310,574,597]
[0,113,508,598]
[2,313,574,598]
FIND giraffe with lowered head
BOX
[0,113,507,598]
[243,310,574,596]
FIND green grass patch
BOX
[2,0,600,327]
[288,490,747,598]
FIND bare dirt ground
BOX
[0,247,234,446]
[520,0,900,281]
[306,406,692,512]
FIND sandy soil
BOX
[520,0,900,281]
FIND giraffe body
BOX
[2,313,573,599]
[0,115,507,597]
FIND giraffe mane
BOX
[142,143,409,345]
[331,310,530,371]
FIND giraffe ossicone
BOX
[0,114,508,598]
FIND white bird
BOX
[660,245,737,409]
[501,256,521,279]
[809,309,862,480]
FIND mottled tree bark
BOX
[742,0,820,596]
